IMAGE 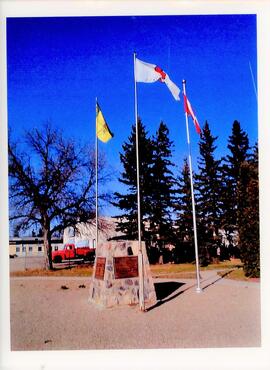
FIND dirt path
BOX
[9,272,260,351]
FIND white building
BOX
[63,216,125,247]
[9,217,125,257]
[9,237,63,257]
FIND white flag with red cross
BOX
[135,58,180,101]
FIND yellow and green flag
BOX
[96,102,113,143]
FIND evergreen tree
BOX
[173,158,198,263]
[220,120,250,249]
[238,143,259,277]
[113,119,154,241]
[149,122,175,245]
[174,158,193,242]
[195,121,222,251]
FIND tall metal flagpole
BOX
[95,97,98,249]
[134,52,145,311]
[182,80,202,293]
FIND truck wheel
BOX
[53,256,62,263]
[86,252,94,262]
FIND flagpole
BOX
[134,52,145,311]
[182,80,202,293]
[95,97,98,249]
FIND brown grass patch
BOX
[10,265,93,277]
[10,259,243,279]
[150,259,242,275]
[218,267,260,282]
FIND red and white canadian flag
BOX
[183,93,201,134]
[135,58,180,101]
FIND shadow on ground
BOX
[201,269,235,290]
[154,281,185,300]
[147,281,186,312]
[147,270,235,312]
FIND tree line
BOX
[112,119,259,277]
[8,120,259,276]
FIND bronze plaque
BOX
[113,256,139,279]
[95,257,106,280]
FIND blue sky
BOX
[7,15,257,215]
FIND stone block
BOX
[89,241,156,308]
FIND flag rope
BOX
[182,80,202,293]
[134,52,145,311]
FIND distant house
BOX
[9,237,63,257]
[63,217,125,247]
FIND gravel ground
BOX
[9,272,261,351]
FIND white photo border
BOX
[1,1,270,370]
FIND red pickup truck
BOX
[52,243,95,263]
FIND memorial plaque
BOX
[95,257,106,280]
[113,256,139,279]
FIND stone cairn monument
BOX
[89,240,156,308]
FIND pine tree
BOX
[220,120,250,250]
[113,119,154,242]
[173,158,196,262]
[175,158,193,243]
[195,121,222,254]
[238,143,259,277]
[149,122,175,246]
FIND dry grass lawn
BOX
[10,259,246,279]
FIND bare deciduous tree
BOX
[9,123,109,269]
